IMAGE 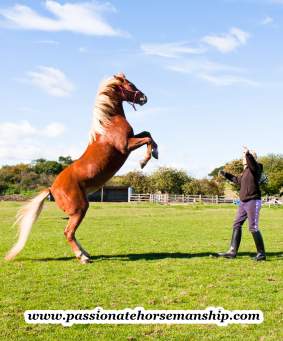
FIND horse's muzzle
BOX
[139,95,147,105]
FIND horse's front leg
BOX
[127,132,158,169]
[133,131,158,159]
[140,143,153,169]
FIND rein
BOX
[118,86,140,111]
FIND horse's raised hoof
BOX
[152,148,158,159]
[139,160,147,169]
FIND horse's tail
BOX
[5,189,50,261]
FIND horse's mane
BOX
[89,76,121,142]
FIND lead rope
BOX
[118,86,139,111]
[130,91,139,111]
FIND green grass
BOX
[0,202,282,340]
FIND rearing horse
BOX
[5,73,158,264]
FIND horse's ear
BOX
[114,73,126,82]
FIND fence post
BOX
[128,187,132,202]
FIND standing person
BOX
[218,146,266,261]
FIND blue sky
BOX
[0,0,282,177]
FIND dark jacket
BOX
[222,152,263,202]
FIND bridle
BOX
[118,85,140,111]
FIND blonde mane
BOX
[89,76,121,142]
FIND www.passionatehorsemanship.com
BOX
[24,307,263,327]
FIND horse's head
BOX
[113,73,147,109]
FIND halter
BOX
[118,86,140,111]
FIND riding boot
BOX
[251,231,266,261]
[218,229,242,258]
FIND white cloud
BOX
[261,16,274,25]
[141,27,250,60]
[168,59,243,74]
[0,144,41,163]
[0,143,82,164]
[44,122,66,137]
[0,0,127,37]
[140,42,205,58]
[0,120,65,140]
[0,120,77,164]
[198,73,259,86]
[202,27,250,53]
[35,39,59,45]
[140,29,255,87]
[0,121,37,140]
[26,66,74,97]
[167,59,259,87]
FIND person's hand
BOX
[250,150,257,159]
[243,145,249,155]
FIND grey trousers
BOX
[233,199,262,232]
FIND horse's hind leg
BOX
[52,184,91,263]
[64,205,91,264]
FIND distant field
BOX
[0,202,282,340]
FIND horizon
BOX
[1,151,281,180]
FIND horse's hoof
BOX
[152,149,158,159]
[79,255,91,264]
[139,160,146,169]
[82,250,91,258]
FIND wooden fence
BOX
[129,194,282,205]
[129,194,235,204]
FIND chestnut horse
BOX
[5,73,158,263]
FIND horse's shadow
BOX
[31,251,283,262]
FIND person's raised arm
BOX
[219,170,240,185]
[245,152,259,174]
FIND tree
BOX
[0,164,30,185]
[0,160,62,195]
[259,154,283,195]
[182,178,224,195]
[220,159,243,192]
[121,171,151,193]
[32,159,63,175]
[58,156,73,168]
[106,175,125,187]
[182,179,201,195]
[19,171,40,191]
[223,159,243,177]
[150,167,190,194]
[0,164,32,194]
[38,173,55,188]
[200,179,224,195]
[209,166,224,178]
[0,180,8,195]
[0,154,282,196]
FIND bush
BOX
[149,167,191,194]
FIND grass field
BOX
[0,201,282,340]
